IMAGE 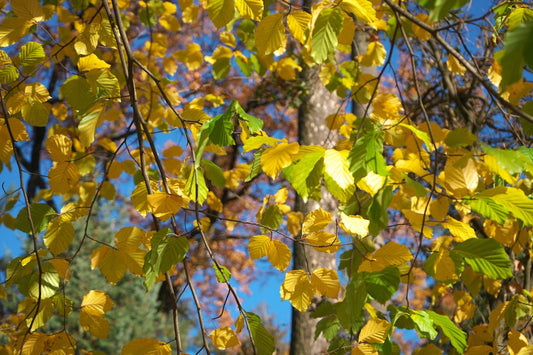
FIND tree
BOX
[0,0,533,354]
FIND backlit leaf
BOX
[338,0,377,24]
[209,327,240,349]
[310,7,343,63]
[287,11,311,44]
[80,290,114,339]
[324,149,355,203]
[268,240,292,271]
[358,241,413,273]
[261,142,299,179]
[359,318,390,344]
[280,270,313,312]
[311,268,340,298]
[302,208,332,234]
[452,238,513,279]
[246,312,275,355]
[306,230,341,253]
[49,162,80,194]
[207,0,235,28]
[249,234,271,259]
[235,0,263,21]
[359,41,386,67]
[340,213,369,236]
[44,217,74,256]
[255,14,287,56]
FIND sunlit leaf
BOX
[80,290,114,339]
[249,235,270,259]
[121,338,172,355]
[311,268,340,298]
[255,14,287,56]
[268,240,292,272]
[359,318,390,344]
[209,327,240,349]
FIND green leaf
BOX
[143,229,189,291]
[411,310,438,340]
[207,0,235,28]
[465,195,509,225]
[234,100,263,133]
[195,122,211,168]
[403,174,428,197]
[418,0,469,21]
[478,187,533,226]
[19,41,45,73]
[445,127,478,147]
[201,159,226,188]
[60,75,95,112]
[21,100,49,127]
[208,111,235,147]
[0,65,19,83]
[336,274,366,333]
[139,7,157,26]
[310,7,344,63]
[213,262,232,282]
[364,266,400,304]
[426,310,468,353]
[246,312,275,355]
[452,238,513,279]
[52,294,73,317]
[185,168,208,205]
[283,150,324,202]
[348,126,387,183]
[314,317,340,341]
[246,149,264,182]
[481,143,528,175]
[367,185,393,236]
[86,70,120,101]
[496,21,533,90]
[260,204,283,231]
[15,203,56,234]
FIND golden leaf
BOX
[121,338,172,355]
[280,270,313,312]
[306,230,341,253]
[447,55,466,75]
[302,208,332,234]
[45,134,72,162]
[209,327,240,350]
[268,240,292,272]
[310,268,340,298]
[359,41,386,67]
[248,235,271,260]
[359,318,391,344]
[255,14,287,56]
[49,162,80,194]
[340,213,370,236]
[287,11,311,44]
[77,53,110,72]
[80,290,114,339]
[147,192,190,221]
[358,241,413,273]
[261,142,299,179]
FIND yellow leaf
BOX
[434,249,458,282]
[442,217,476,242]
[121,338,172,355]
[280,270,314,312]
[261,141,299,179]
[351,343,378,355]
[447,55,466,75]
[209,327,240,350]
[287,211,303,236]
[235,313,245,333]
[78,53,110,72]
[357,171,386,196]
[358,241,413,273]
[80,290,114,339]
[268,240,292,271]
[44,218,74,256]
[488,61,502,87]
[277,57,302,80]
[372,93,402,122]
[255,14,287,56]
[12,0,44,22]
[18,298,54,331]
[21,100,50,127]
[174,43,203,71]
[359,318,391,344]
[25,82,51,103]
[443,157,478,197]
[413,343,443,355]
[220,31,236,48]
[0,285,6,299]
[287,11,311,44]
[45,331,76,354]
[306,230,341,253]
[484,219,519,248]
[159,14,181,31]
[45,134,72,162]
[359,41,386,67]
[340,213,369,236]
[249,234,271,260]
[402,209,433,239]
[324,149,354,191]
[508,329,528,355]
[49,162,80,194]
[19,332,47,355]
[163,57,178,75]
[50,258,71,280]
[430,196,449,221]
[483,154,517,185]
[338,13,356,52]
[302,208,332,234]
[338,0,377,24]
[235,0,263,21]
[147,192,190,221]
[412,13,432,41]
[454,290,475,323]
[311,268,340,298]
[91,246,128,284]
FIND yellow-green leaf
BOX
[267,240,292,272]
[44,217,74,256]
[207,0,235,28]
[209,327,240,349]
[235,0,263,21]
[255,14,287,56]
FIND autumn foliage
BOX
[0,0,533,354]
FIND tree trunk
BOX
[290,19,374,355]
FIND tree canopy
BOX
[0,0,533,354]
